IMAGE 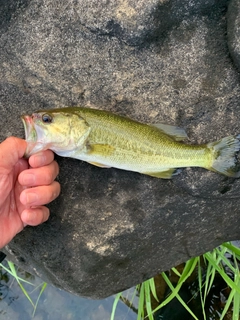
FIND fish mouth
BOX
[21,114,38,157]
[21,114,37,142]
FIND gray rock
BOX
[228,0,240,70]
[1,0,240,298]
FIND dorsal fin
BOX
[150,123,188,141]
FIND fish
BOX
[21,107,240,179]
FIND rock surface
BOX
[228,0,240,70]
[1,0,240,298]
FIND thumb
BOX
[0,137,27,173]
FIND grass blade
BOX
[138,284,145,320]
[148,277,158,302]
[32,282,47,317]
[178,257,198,284]
[204,253,240,293]
[0,262,33,285]
[111,292,122,320]
[144,281,154,320]
[197,260,206,320]
[222,242,240,259]
[162,272,199,320]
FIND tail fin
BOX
[207,136,240,178]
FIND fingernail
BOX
[26,193,38,204]
[22,173,35,185]
[30,152,46,167]
[35,154,46,166]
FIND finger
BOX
[29,150,55,168]
[21,206,50,226]
[20,181,61,206]
[0,137,27,174]
[18,161,59,187]
[0,158,29,208]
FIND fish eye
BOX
[42,114,52,124]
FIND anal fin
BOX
[142,168,176,179]
[87,161,111,168]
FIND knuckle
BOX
[44,150,54,163]
[45,162,58,184]
[45,171,53,185]
[54,161,60,175]
[52,182,61,199]
[42,207,50,223]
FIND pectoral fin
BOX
[150,123,188,141]
[86,144,114,168]
[142,168,176,179]
[88,144,115,156]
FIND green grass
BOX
[0,260,47,317]
[111,242,240,320]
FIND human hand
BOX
[0,137,60,248]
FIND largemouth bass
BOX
[21,107,240,179]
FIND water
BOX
[0,261,136,320]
